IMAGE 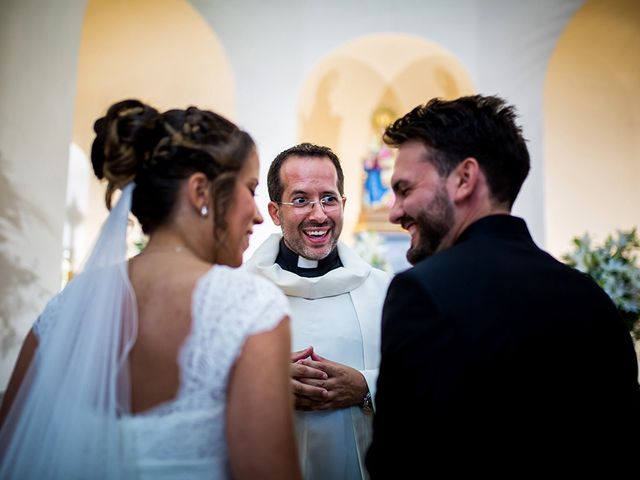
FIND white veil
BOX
[0,183,138,479]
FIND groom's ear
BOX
[450,157,479,203]
[268,201,281,226]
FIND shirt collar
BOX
[275,239,343,278]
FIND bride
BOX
[0,100,301,479]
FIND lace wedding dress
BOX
[33,265,289,479]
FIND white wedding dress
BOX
[33,265,289,480]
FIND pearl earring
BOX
[200,205,208,217]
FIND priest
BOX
[246,143,391,480]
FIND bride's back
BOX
[127,254,211,414]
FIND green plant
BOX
[562,228,640,339]
[126,217,148,257]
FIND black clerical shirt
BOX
[275,240,342,278]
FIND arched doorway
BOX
[297,33,475,269]
[67,0,236,273]
[544,0,640,256]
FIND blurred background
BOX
[1,0,638,387]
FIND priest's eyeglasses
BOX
[278,194,344,213]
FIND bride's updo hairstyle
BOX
[91,99,254,236]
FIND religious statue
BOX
[356,106,401,232]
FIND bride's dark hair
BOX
[91,99,254,235]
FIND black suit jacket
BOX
[367,215,640,477]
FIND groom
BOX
[366,95,640,477]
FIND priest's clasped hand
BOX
[291,346,368,411]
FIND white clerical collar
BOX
[297,256,319,268]
[245,234,371,299]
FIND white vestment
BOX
[245,234,391,480]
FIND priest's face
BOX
[268,155,345,261]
